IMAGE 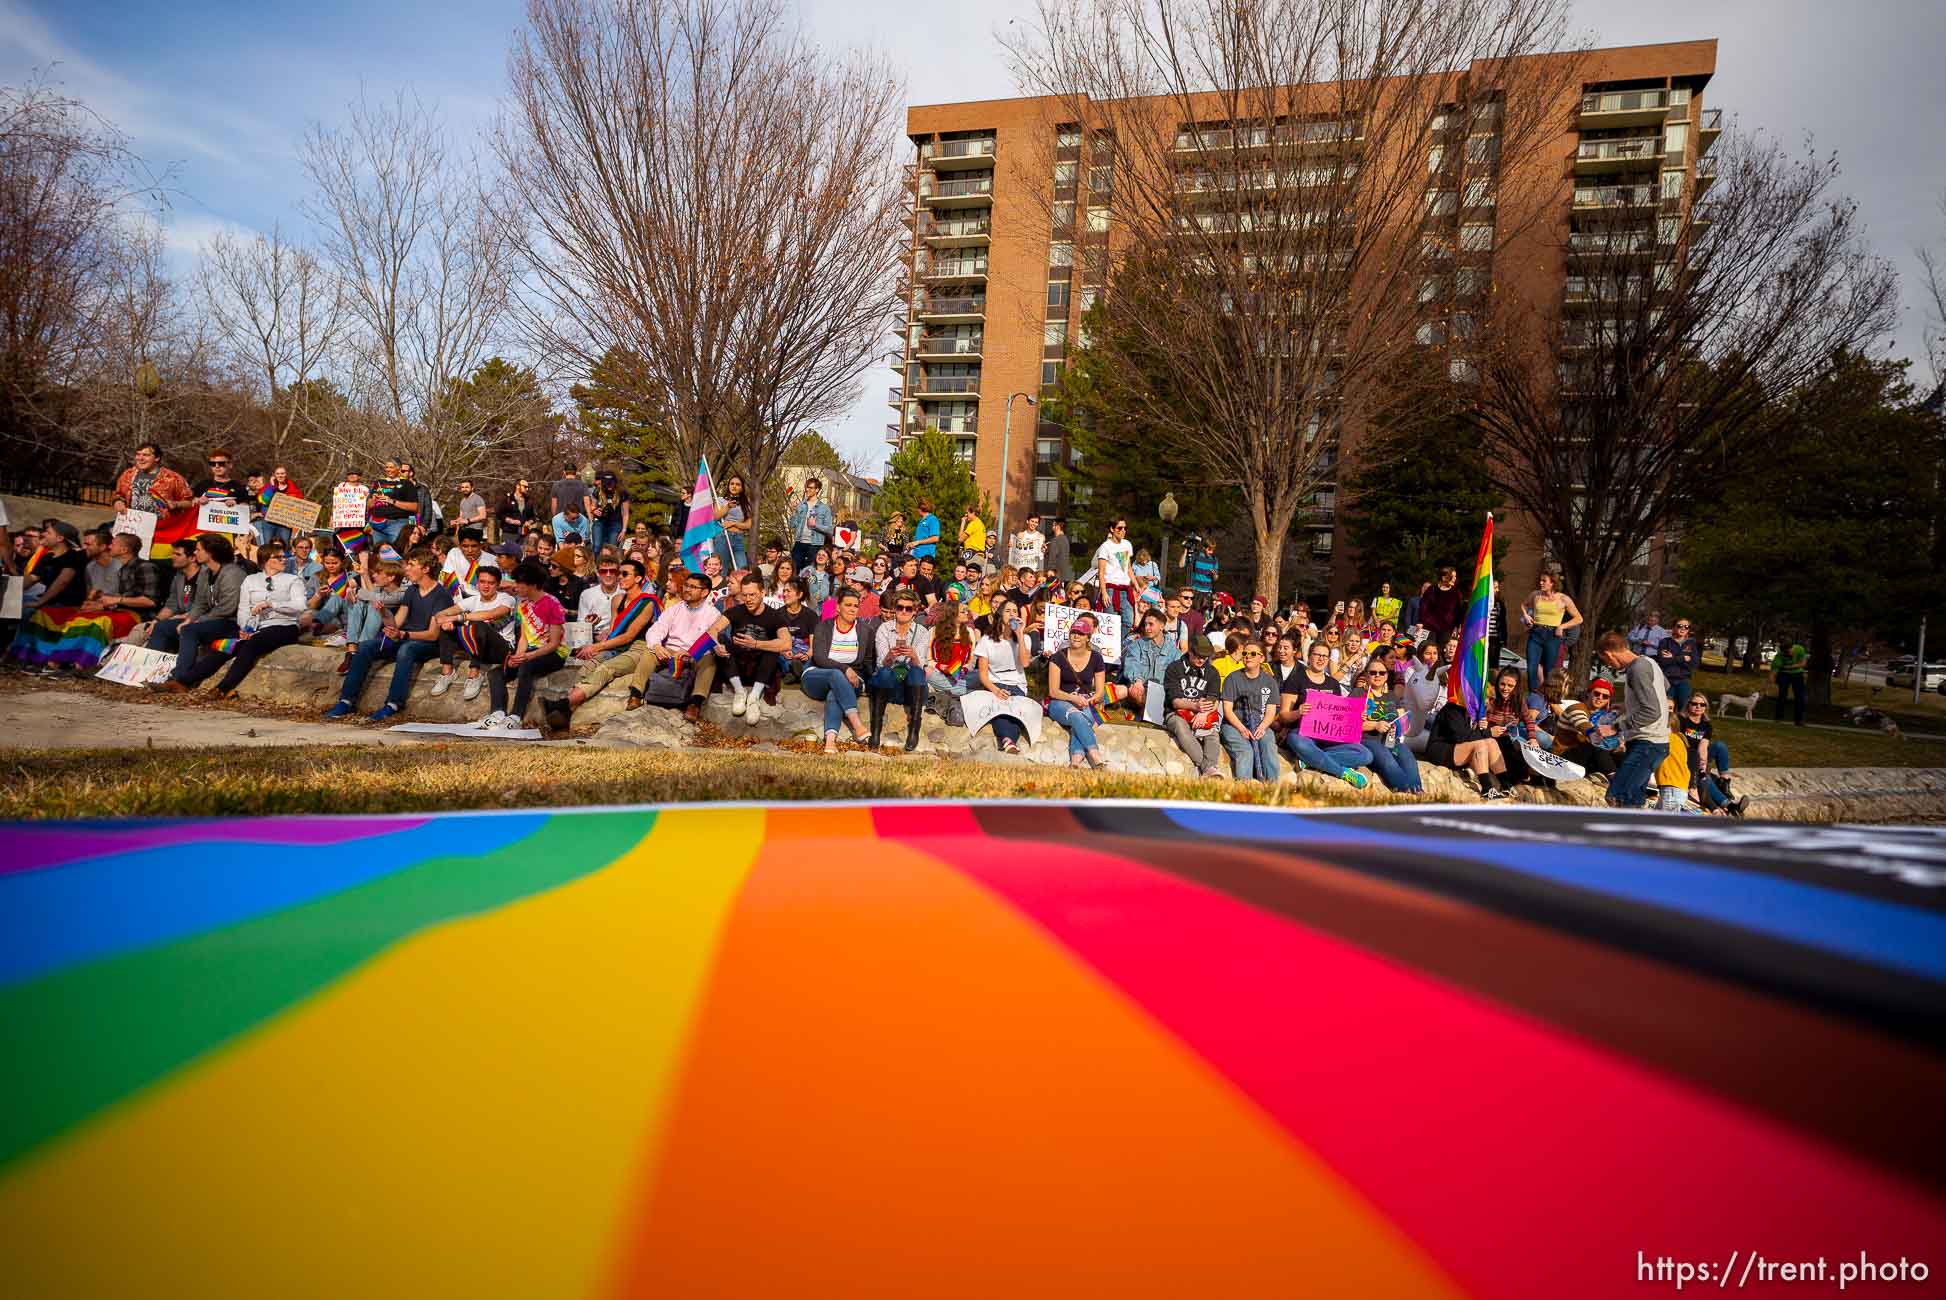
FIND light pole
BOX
[999,391,1035,551]
[1157,491,1179,589]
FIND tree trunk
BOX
[1249,489,1298,606]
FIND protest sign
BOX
[564,621,594,651]
[196,501,252,535]
[330,484,370,530]
[834,524,861,551]
[1521,743,1585,783]
[264,493,323,533]
[0,497,8,526]
[95,643,177,687]
[0,576,21,620]
[1043,603,1123,664]
[960,690,1044,744]
[1298,691,1364,745]
[113,508,158,554]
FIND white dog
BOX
[1715,691,1761,720]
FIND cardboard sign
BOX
[196,501,252,535]
[330,484,370,530]
[264,493,323,533]
[834,524,861,551]
[1043,603,1123,664]
[0,575,21,621]
[1521,742,1586,783]
[564,621,594,651]
[959,689,1045,744]
[1298,691,1365,745]
[95,643,178,687]
[113,508,158,554]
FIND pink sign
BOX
[1298,691,1365,745]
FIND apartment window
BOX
[1422,234,1452,260]
[1659,216,1680,245]
[1077,285,1100,312]
[1047,280,1069,308]
[1449,357,1478,383]
[1054,161,1078,187]
[1418,275,1446,303]
[1035,437,1060,470]
[1069,482,1093,506]
[954,437,977,464]
[1669,87,1692,105]
[1044,319,1069,346]
[1456,267,1488,296]
[1460,223,1494,252]
[1085,206,1109,233]
[1427,144,1444,173]
[1426,189,1457,216]
[1664,122,1688,155]
[1465,136,1498,165]
[1057,125,1081,147]
[1041,360,1062,387]
[1088,164,1113,195]
[1034,477,1060,507]
[1430,108,1453,130]
[1452,312,1477,340]
[1416,320,1445,346]
[1661,169,1684,199]
[1052,201,1075,230]
[1464,178,1495,208]
[1050,241,1074,267]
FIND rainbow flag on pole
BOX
[679,456,729,573]
[1447,512,1493,723]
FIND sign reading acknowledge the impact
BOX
[196,501,252,535]
[264,493,323,533]
[1298,691,1365,745]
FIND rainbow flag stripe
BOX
[8,611,116,669]
[1447,514,1493,722]
[1,803,1941,1297]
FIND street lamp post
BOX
[1158,491,1179,589]
[999,391,1035,553]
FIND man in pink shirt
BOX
[622,571,729,719]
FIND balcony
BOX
[920,260,988,285]
[1172,121,1363,155]
[1573,182,1656,209]
[921,173,994,208]
[914,374,981,397]
[915,296,986,322]
[1694,155,1717,193]
[885,423,903,446]
[921,137,996,171]
[920,214,991,247]
[1566,229,1657,258]
[931,414,979,434]
[1572,136,1662,174]
[915,334,982,359]
[1577,88,1671,127]
[887,386,903,406]
[1698,107,1723,153]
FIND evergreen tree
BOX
[570,345,676,510]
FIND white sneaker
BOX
[730,687,747,716]
[430,671,456,697]
[477,710,509,731]
[744,689,762,725]
[497,713,526,733]
[462,674,483,701]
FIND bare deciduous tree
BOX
[197,223,346,472]
[1918,186,1946,388]
[1005,0,1583,599]
[302,91,517,489]
[498,0,906,539]
[1469,133,1899,672]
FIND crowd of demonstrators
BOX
[0,448,1765,808]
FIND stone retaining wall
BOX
[207,643,1946,821]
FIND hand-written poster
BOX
[1298,691,1364,745]
[1042,603,1123,664]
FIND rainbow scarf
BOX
[1446,514,1494,723]
[613,592,657,640]
[23,546,45,579]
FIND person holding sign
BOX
[113,441,196,563]
[1217,640,1283,784]
[1277,639,1371,790]
[1355,661,1423,794]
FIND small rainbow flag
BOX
[322,573,353,597]
[336,528,369,556]
[208,636,242,656]
[1446,513,1493,724]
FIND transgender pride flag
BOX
[679,456,730,572]
[1446,513,1494,724]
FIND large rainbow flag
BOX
[1447,512,1493,721]
[1,802,1941,1296]
[678,455,729,573]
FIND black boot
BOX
[904,694,924,752]
[868,689,888,749]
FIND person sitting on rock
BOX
[430,565,518,702]
[772,578,819,696]
[325,548,454,723]
[469,560,569,734]
[160,546,309,698]
[803,587,879,752]
[1120,609,1182,720]
[298,547,357,643]
[622,571,731,720]
[1276,638,1370,790]
[708,575,791,725]
[869,589,932,751]
[1160,634,1224,777]
[1046,615,1110,770]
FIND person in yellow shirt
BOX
[958,507,987,563]
[1371,582,1403,629]
[1652,695,1696,812]
[1211,629,1248,684]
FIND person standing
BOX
[1187,538,1219,608]
[496,480,534,544]
[589,471,629,555]
[1006,514,1046,572]
[910,499,940,562]
[1628,611,1671,657]
[1371,581,1403,630]
[1596,630,1671,809]
[454,479,488,536]
[1772,640,1808,726]
[785,477,835,574]
[718,473,751,569]
[1092,517,1137,630]
[957,506,987,566]
[1521,571,1583,692]
[550,464,591,521]
[1655,617,1702,711]
[1418,566,1465,650]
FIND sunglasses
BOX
[597,567,618,575]
[207,459,230,467]
[1242,650,1264,658]
[895,603,917,612]
[1589,690,1612,699]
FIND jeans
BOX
[592,516,622,553]
[801,666,862,734]
[984,683,1030,748]
[1775,674,1805,724]
[1361,739,1422,793]
[171,617,239,682]
[1164,715,1223,774]
[1671,678,1694,712]
[1046,698,1100,758]
[1221,722,1281,784]
[1283,732,1368,779]
[1706,739,1731,776]
[868,664,925,710]
[1103,583,1135,630]
[339,634,440,711]
[1608,740,1668,808]
[369,517,409,547]
[345,601,385,645]
[253,520,292,549]
[181,623,303,689]
[1525,627,1562,688]
[489,654,568,720]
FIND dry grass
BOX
[0,744,1379,820]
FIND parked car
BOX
[1886,661,1946,691]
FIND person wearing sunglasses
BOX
[1678,694,1748,816]
[1654,617,1702,711]
[867,594,933,751]
[1218,640,1286,783]
[575,556,625,642]
[1557,677,1624,779]
[1276,639,1371,790]
[190,448,245,508]
[1356,660,1422,793]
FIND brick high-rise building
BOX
[892,39,1721,604]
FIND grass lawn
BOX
[1691,663,1946,734]
[1698,714,1939,769]
[0,743,1383,820]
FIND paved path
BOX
[0,688,414,751]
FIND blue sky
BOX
[6,0,1943,474]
